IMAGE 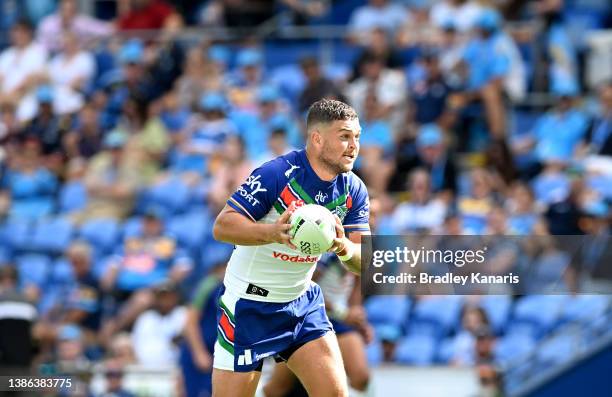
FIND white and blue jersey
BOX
[224,149,370,303]
[213,149,370,372]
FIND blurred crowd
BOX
[0,0,611,396]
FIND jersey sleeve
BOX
[343,175,370,233]
[227,158,283,221]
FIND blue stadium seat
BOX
[3,218,33,252]
[144,177,191,217]
[394,334,437,366]
[559,295,610,325]
[122,216,143,239]
[408,296,464,338]
[31,217,74,254]
[494,334,537,366]
[436,337,455,364]
[536,332,583,368]
[49,258,76,286]
[15,254,51,288]
[58,181,88,213]
[523,251,571,294]
[507,295,569,338]
[79,218,120,256]
[365,296,411,329]
[365,339,384,366]
[478,296,513,334]
[167,211,211,251]
[200,238,234,272]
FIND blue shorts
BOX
[330,318,356,335]
[213,283,333,372]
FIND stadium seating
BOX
[79,218,120,257]
[407,296,464,339]
[58,181,88,214]
[394,334,437,366]
[31,216,74,255]
[506,295,569,339]
[15,254,51,289]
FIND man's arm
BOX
[329,217,369,275]
[213,203,296,248]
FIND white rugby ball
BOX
[289,204,337,255]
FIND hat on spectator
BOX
[476,8,502,32]
[209,45,230,65]
[36,85,54,103]
[417,123,443,148]
[200,92,227,111]
[154,279,179,294]
[143,205,164,220]
[237,48,263,67]
[103,130,128,149]
[551,76,579,97]
[58,324,83,341]
[581,198,609,218]
[119,39,144,64]
[258,85,280,103]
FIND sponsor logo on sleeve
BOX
[237,174,268,206]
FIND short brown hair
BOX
[306,99,357,131]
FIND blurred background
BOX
[0,0,611,396]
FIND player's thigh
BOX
[212,368,261,397]
[262,362,298,397]
[338,331,370,391]
[286,332,348,397]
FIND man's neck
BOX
[305,149,336,181]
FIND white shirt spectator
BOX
[48,51,95,89]
[0,42,47,94]
[494,32,527,102]
[348,1,410,37]
[131,306,186,368]
[37,13,113,53]
[430,0,484,33]
[346,69,406,119]
[392,199,447,231]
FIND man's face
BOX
[315,118,361,174]
[600,86,612,112]
[11,26,31,48]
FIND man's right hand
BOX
[266,201,300,249]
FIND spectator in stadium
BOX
[117,0,181,31]
[279,0,328,25]
[175,46,214,109]
[1,137,57,219]
[474,326,496,365]
[198,0,276,29]
[243,85,302,158]
[0,265,37,374]
[353,92,394,194]
[255,125,299,166]
[298,56,344,114]
[476,363,503,397]
[532,0,579,93]
[107,333,137,367]
[22,85,72,163]
[582,81,612,157]
[52,323,91,373]
[347,0,411,44]
[0,20,47,107]
[505,182,547,235]
[414,123,457,198]
[36,0,114,53]
[450,306,491,366]
[227,48,267,110]
[351,27,404,81]
[392,168,448,233]
[208,135,254,212]
[171,91,237,178]
[100,358,136,397]
[180,261,226,397]
[513,78,588,178]
[430,0,484,33]
[458,168,497,234]
[63,104,105,160]
[116,96,170,182]
[408,50,452,125]
[346,53,406,129]
[71,130,142,224]
[131,280,187,368]
[61,241,103,336]
[100,208,192,340]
